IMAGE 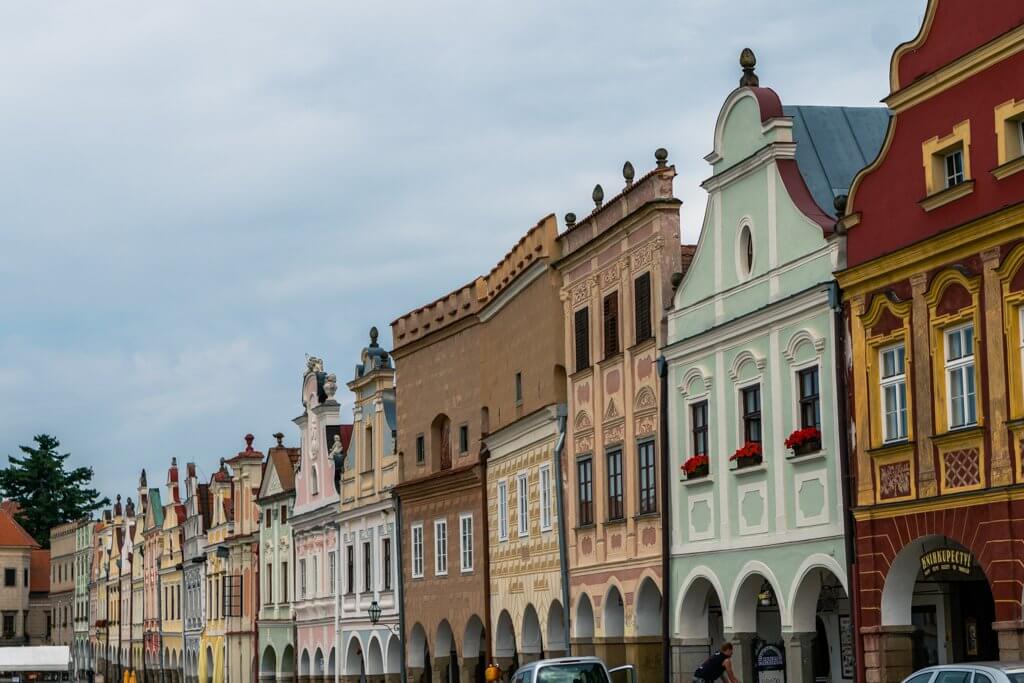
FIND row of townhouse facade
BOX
[49,2,1024,682]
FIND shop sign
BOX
[754,643,785,683]
[920,548,973,577]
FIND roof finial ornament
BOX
[244,433,254,452]
[170,457,177,467]
[622,161,635,188]
[655,148,669,168]
[273,432,285,447]
[739,48,759,87]
[564,212,576,230]
[369,326,379,346]
[219,457,226,470]
[592,184,604,209]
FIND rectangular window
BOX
[574,307,591,372]
[411,524,424,579]
[577,457,593,526]
[944,149,965,187]
[691,401,708,456]
[346,546,354,594]
[363,542,372,592]
[515,372,523,405]
[366,426,374,469]
[460,514,474,573]
[281,562,288,602]
[264,509,271,529]
[4,569,14,587]
[459,425,469,454]
[497,480,509,542]
[946,324,977,429]
[539,465,552,531]
[222,575,242,617]
[637,440,657,515]
[280,505,287,524]
[416,435,425,464]
[2,614,13,638]
[798,366,821,429]
[312,555,318,595]
[265,563,272,605]
[434,520,448,576]
[606,448,624,520]
[517,473,529,537]
[382,538,392,591]
[22,569,27,588]
[742,385,762,443]
[880,344,908,442]
[328,551,337,595]
[634,272,652,343]
[603,292,620,358]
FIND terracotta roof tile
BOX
[0,508,39,548]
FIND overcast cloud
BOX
[0,1,926,505]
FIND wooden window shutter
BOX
[603,293,619,358]
[574,307,590,373]
[634,272,651,343]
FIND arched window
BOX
[310,466,319,495]
[739,224,754,278]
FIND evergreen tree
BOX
[0,434,109,547]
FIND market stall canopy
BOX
[0,646,71,671]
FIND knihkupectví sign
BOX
[920,547,973,577]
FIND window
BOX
[946,324,977,429]
[22,569,27,588]
[346,546,354,594]
[634,272,652,343]
[637,441,656,515]
[4,569,14,587]
[366,426,374,469]
[497,480,509,542]
[415,435,425,464]
[798,367,821,429]
[459,425,469,454]
[934,673,972,683]
[310,466,319,495]
[691,401,708,456]
[434,520,448,576]
[281,562,288,602]
[280,505,287,524]
[741,385,762,443]
[3,614,13,638]
[298,558,307,598]
[222,575,242,617]
[739,225,754,276]
[363,542,372,592]
[603,293,619,358]
[539,465,552,531]
[411,525,424,579]
[515,372,523,406]
[265,564,273,604]
[944,149,965,188]
[517,473,529,537]
[382,538,392,591]
[264,509,271,529]
[460,514,474,573]
[577,457,593,526]
[880,344,908,442]
[574,307,591,372]
[328,551,337,595]
[311,555,318,595]
[606,449,624,520]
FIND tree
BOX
[0,434,110,548]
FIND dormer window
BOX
[994,99,1024,179]
[944,149,964,188]
[920,120,973,210]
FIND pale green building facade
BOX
[664,56,888,683]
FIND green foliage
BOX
[0,434,110,548]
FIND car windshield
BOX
[1008,675,1024,683]
[536,662,609,683]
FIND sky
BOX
[0,0,927,508]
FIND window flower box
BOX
[681,454,709,481]
[729,442,763,470]
[785,427,822,457]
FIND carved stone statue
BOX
[323,373,338,399]
[330,435,347,494]
[305,355,324,375]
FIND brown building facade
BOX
[392,215,564,683]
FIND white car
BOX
[509,656,636,683]
[902,663,1024,683]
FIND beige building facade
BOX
[49,520,78,648]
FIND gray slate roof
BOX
[783,105,890,218]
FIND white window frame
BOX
[298,558,307,599]
[497,480,509,542]
[459,513,474,573]
[879,343,908,443]
[311,555,319,596]
[539,465,552,532]
[434,519,448,576]
[516,473,529,537]
[944,148,965,188]
[410,524,424,579]
[945,323,977,429]
[327,551,336,597]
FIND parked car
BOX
[509,657,635,683]
[902,663,1024,683]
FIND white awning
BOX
[0,646,71,671]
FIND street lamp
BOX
[366,600,399,635]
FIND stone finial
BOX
[655,148,669,168]
[369,326,379,346]
[116,494,121,502]
[564,212,576,230]
[592,184,604,209]
[740,48,759,87]
[170,457,177,468]
[244,433,254,452]
[219,457,226,469]
[140,469,147,486]
[833,194,848,216]
[273,432,285,447]
[323,373,338,399]
[671,272,684,289]
[623,161,635,187]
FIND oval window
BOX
[739,225,754,277]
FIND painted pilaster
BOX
[909,273,937,498]
[849,294,874,506]
[981,247,1012,486]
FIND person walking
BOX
[694,642,741,683]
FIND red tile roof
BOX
[30,549,49,593]
[0,508,39,548]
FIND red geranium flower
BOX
[785,427,821,449]
[729,442,762,461]
[682,454,709,474]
